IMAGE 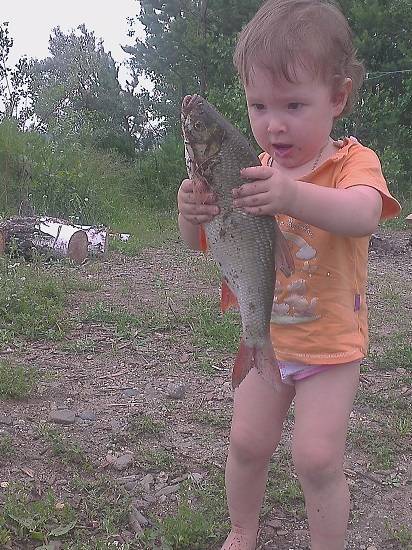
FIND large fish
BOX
[181,94,294,390]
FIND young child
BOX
[177,1,401,548]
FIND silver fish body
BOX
[181,95,292,388]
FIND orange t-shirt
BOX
[260,138,401,364]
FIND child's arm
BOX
[233,166,383,237]
[178,178,219,249]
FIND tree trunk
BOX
[0,216,89,264]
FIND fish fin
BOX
[220,279,239,312]
[274,224,295,277]
[254,338,284,391]
[232,339,254,388]
[199,225,208,252]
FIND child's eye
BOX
[251,103,265,111]
[288,102,303,110]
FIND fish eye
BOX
[194,120,205,131]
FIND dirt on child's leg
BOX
[223,369,295,550]
[292,362,360,550]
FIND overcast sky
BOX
[1,0,144,85]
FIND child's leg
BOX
[222,369,295,550]
[292,362,360,550]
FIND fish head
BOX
[181,95,225,167]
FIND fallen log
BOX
[0,216,89,264]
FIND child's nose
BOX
[267,116,286,134]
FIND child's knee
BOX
[230,422,280,464]
[292,440,343,485]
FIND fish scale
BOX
[181,94,294,388]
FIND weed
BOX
[187,296,240,353]
[386,522,412,547]
[38,425,92,469]
[265,457,305,517]
[348,426,399,470]
[191,409,231,430]
[0,432,14,460]
[83,301,169,339]
[0,361,38,399]
[128,413,165,437]
[371,338,412,372]
[0,259,93,345]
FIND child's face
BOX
[245,65,350,170]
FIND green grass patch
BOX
[83,301,170,339]
[265,455,305,517]
[109,208,177,256]
[348,426,401,470]
[186,296,240,352]
[0,361,39,399]
[1,478,130,548]
[386,522,412,547]
[128,412,165,437]
[0,259,95,346]
[1,484,77,546]
[140,469,227,549]
[370,336,412,372]
[190,409,231,430]
[0,432,14,460]
[38,426,92,470]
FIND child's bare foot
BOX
[221,526,256,550]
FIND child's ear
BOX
[332,77,352,117]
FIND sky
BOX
[1,0,144,86]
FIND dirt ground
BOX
[0,227,411,549]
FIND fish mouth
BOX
[182,94,202,118]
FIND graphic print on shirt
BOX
[272,217,321,325]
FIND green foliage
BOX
[0,259,76,345]
[0,362,38,399]
[187,296,241,352]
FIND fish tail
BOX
[254,338,283,391]
[232,337,283,391]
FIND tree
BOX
[125,0,260,133]
[0,22,34,127]
[28,25,147,155]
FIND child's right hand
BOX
[177,179,220,225]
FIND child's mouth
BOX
[273,144,292,158]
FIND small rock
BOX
[49,409,76,425]
[78,411,97,421]
[166,383,186,400]
[267,519,283,530]
[276,529,288,536]
[140,473,154,492]
[367,546,378,550]
[113,452,134,471]
[123,388,138,398]
[155,484,180,497]
[0,415,13,426]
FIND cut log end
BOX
[68,231,89,264]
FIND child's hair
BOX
[233,0,365,116]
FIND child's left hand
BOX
[232,165,295,216]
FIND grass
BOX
[109,207,178,256]
[138,469,228,549]
[264,451,305,518]
[0,258,95,346]
[38,425,92,470]
[186,296,241,353]
[0,478,130,548]
[371,338,412,372]
[0,361,39,399]
[348,425,402,470]
[127,412,165,437]
[82,301,170,339]
[0,432,14,460]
